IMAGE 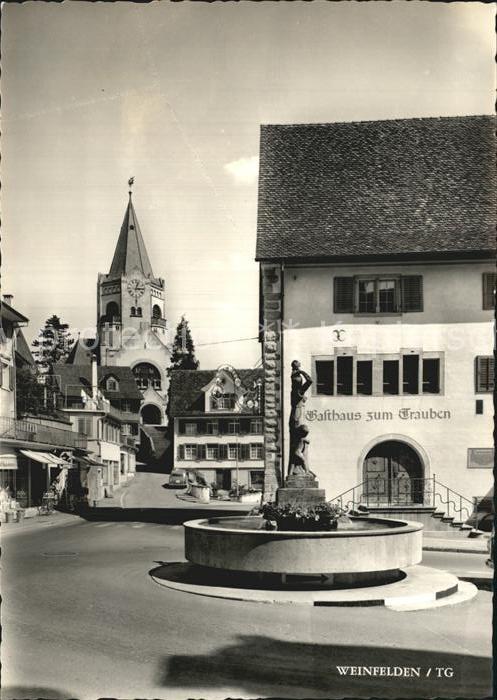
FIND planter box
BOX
[238,492,262,504]
[191,485,210,503]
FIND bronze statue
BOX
[288,360,313,476]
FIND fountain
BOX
[183,360,422,587]
[153,361,476,608]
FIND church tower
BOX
[97,185,170,427]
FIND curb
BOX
[422,544,487,554]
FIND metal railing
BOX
[329,474,484,523]
[0,416,87,449]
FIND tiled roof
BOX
[109,195,155,277]
[53,364,143,401]
[15,330,36,367]
[169,368,264,417]
[65,338,96,365]
[256,115,496,261]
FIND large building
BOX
[97,189,171,429]
[169,367,264,490]
[54,354,141,498]
[256,115,495,519]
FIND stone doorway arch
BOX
[362,439,425,506]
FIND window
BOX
[206,445,219,460]
[475,356,494,393]
[250,419,263,434]
[250,444,263,460]
[106,376,119,392]
[383,360,399,395]
[185,422,197,436]
[250,471,264,489]
[482,273,496,310]
[356,361,373,395]
[402,355,419,395]
[315,360,334,395]
[105,301,120,320]
[121,400,131,412]
[336,356,353,395]
[132,363,161,391]
[475,400,483,415]
[228,420,239,435]
[184,444,197,460]
[136,307,142,317]
[228,444,238,460]
[77,417,93,437]
[211,393,236,410]
[130,307,136,317]
[152,304,162,319]
[422,359,440,394]
[334,276,422,314]
[315,352,441,397]
[206,421,218,435]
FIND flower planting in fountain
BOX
[261,501,347,531]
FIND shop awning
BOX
[77,455,103,467]
[19,450,72,467]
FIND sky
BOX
[2,1,495,369]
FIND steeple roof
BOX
[109,195,154,278]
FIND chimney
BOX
[91,354,98,398]
[2,294,13,305]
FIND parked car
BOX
[168,469,188,488]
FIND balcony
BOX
[151,317,167,329]
[0,416,87,450]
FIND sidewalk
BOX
[1,510,83,537]
[422,534,489,554]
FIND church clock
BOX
[127,277,146,302]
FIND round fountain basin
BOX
[184,515,423,578]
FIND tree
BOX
[167,315,199,375]
[16,366,54,417]
[31,315,74,375]
[165,316,199,430]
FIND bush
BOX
[261,501,346,531]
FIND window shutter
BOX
[482,273,496,310]
[333,277,354,313]
[476,356,495,392]
[218,419,228,435]
[219,444,228,460]
[178,421,185,435]
[197,444,206,460]
[240,444,250,460]
[401,276,423,312]
[239,419,250,435]
[9,366,14,391]
[178,444,185,460]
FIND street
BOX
[1,512,493,700]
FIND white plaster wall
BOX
[282,262,494,503]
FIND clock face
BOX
[127,278,146,298]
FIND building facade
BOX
[0,298,87,517]
[97,190,171,428]
[170,368,264,490]
[256,116,495,515]
[54,354,141,498]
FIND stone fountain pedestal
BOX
[276,473,326,507]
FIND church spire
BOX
[108,181,154,278]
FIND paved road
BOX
[1,514,492,700]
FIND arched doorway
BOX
[141,404,162,425]
[363,440,424,505]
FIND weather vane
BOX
[128,176,134,196]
